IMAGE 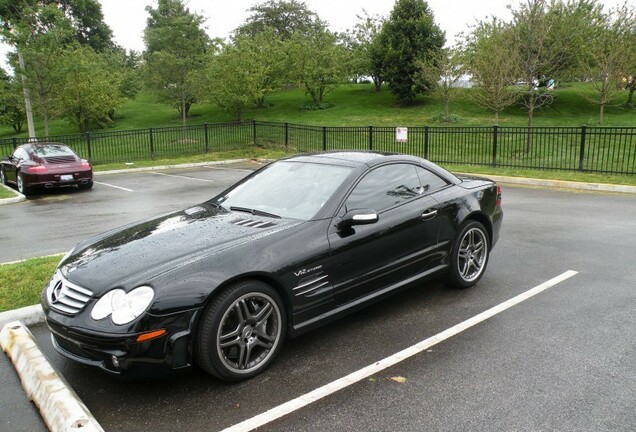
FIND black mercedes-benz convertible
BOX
[42,151,503,381]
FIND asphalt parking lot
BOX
[2,164,635,431]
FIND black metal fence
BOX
[1,121,635,174]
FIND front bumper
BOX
[45,308,201,376]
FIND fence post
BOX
[492,126,498,167]
[579,125,586,171]
[204,123,209,154]
[12,137,17,150]
[85,132,92,162]
[149,128,155,160]
[424,126,429,159]
[252,120,257,146]
[368,126,373,150]
[284,122,289,152]
[322,126,327,151]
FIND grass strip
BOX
[0,186,17,199]
[0,255,61,312]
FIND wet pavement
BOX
[0,162,260,263]
[2,173,636,431]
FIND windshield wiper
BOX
[229,206,281,219]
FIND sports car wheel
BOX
[196,280,285,381]
[448,220,489,288]
[17,173,29,196]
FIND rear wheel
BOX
[78,181,93,190]
[17,173,29,196]
[448,220,490,288]
[196,280,285,381]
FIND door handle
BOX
[421,209,438,220]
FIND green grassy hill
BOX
[1,82,634,140]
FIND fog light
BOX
[111,355,120,368]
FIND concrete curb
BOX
[0,183,26,205]
[1,321,104,432]
[480,174,636,195]
[94,158,253,176]
[0,304,45,327]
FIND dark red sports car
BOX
[0,143,93,195]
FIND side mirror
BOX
[338,209,379,231]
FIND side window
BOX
[13,148,28,160]
[414,166,448,194]
[345,164,423,213]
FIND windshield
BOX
[214,161,353,220]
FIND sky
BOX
[0,0,630,71]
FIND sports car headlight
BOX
[91,286,154,325]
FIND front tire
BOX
[196,280,286,381]
[448,220,490,288]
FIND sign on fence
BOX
[396,127,408,142]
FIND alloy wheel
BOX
[216,292,282,374]
[17,174,25,194]
[457,227,488,283]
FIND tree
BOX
[579,5,634,123]
[0,69,26,133]
[287,30,348,104]
[16,4,74,137]
[344,11,386,91]
[235,0,326,39]
[143,0,211,123]
[56,0,114,51]
[0,0,114,51]
[197,32,284,120]
[508,0,601,138]
[0,0,115,137]
[54,45,123,132]
[105,48,143,102]
[416,47,464,122]
[621,8,636,108]
[463,19,521,125]
[380,0,445,104]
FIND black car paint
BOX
[42,152,503,375]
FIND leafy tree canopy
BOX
[380,0,445,104]
[0,0,114,52]
[143,0,211,121]
[234,0,326,39]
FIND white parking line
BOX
[93,181,134,192]
[150,172,216,183]
[223,270,579,432]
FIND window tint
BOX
[345,164,448,213]
[414,166,448,194]
[13,148,28,160]
[32,145,75,158]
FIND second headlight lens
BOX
[91,286,154,325]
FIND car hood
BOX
[60,203,302,294]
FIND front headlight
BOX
[91,286,154,325]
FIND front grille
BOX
[44,156,76,164]
[53,334,100,361]
[46,271,93,315]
